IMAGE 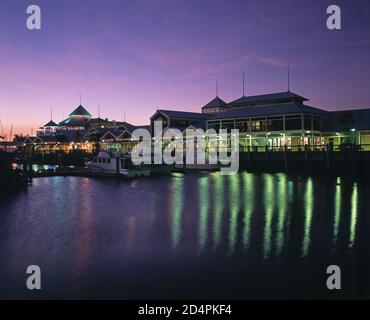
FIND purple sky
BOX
[0,0,369,135]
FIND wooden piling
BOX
[116,156,120,177]
[284,145,288,171]
[326,143,331,169]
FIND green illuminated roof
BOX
[69,105,91,117]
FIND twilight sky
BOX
[0,0,369,135]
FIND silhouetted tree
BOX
[13,134,28,142]
[88,132,102,154]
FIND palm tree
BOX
[88,132,102,154]
[13,134,28,142]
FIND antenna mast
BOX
[242,72,245,97]
[9,125,13,142]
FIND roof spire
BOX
[98,104,101,118]
[216,79,219,97]
[79,92,82,105]
[50,107,53,121]
[287,65,290,92]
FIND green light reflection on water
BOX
[349,182,358,248]
[276,173,287,257]
[198,177,209,253]
[228,174,240,254]
[332,177,341,250]
[242,172,254,251]
[171,176,184,249]
[212,173,224,250]
[263,174,274,259]
[302,178,313,258]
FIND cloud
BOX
[256,57,291,68]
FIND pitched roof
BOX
[118,121,137,133]
[202,96,228,109]
[155,109,208,120]
[101,130,118,140]
[43,120,59,127]
[209,103,328,120]
[326,108,370,131]
[229,91,308,105]
[135,125,151,131]
[54,129,88,142]
[24,136,37,144]
[88,117,111,124]
[69,105,91,117]
[82,127,111,140]
[35,136,58,143]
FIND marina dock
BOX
[14,143,370,180]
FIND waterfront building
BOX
[150,110,207,133]
[40,120,59,135]
[58,105,92,131]
[325,109,370,148]
[149,91,370,152]
[23,88,370,155]
[206,91,327,150]
[202,96,229,114]
[26,103,151,154]
[87,117,115,130]
[99,123,151,152]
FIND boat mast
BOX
[9,124,13,142]
[0,115,4,139]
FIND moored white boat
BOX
[88,151,172,178]
[174,153,222,171]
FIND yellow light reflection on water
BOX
[302,178,313,258]
[276,173,287,256]
[198,177,209,253]
[171,176,184,249]
[228,174,240,254]
[332,177,341,250]
[212,173,224,250]
[349,182,358,248]
[263,174,274,259]
[242,172,254,251]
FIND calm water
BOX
[0,172,369,299]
